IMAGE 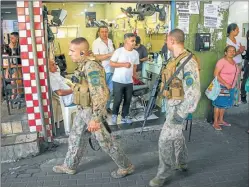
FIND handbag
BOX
[245,78,249,92]
[205,77,221,101]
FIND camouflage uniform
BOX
[150,50,201,186]
[54,58,134,176]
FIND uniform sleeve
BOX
[85,62,108,123]
[176,58,201,118]
[92,40,99,55]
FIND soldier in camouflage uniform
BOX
[53,37,134,178]
[149,29,201,187]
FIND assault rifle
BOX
[140,60,168,134]
[140,53,193,134]
[88,117,111,151]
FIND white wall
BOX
[228,1,249,46]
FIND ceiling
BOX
[1,1,170,20]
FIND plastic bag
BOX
[245,78,249,92]
[205,77,221,101]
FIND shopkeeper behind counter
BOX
[4,32,23,100]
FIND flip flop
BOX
[212,125,222,131]
[219,122,231,127]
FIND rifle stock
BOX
[140,61,168,134]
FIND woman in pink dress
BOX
[212,45,240,130]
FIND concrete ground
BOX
[1,104,248,187]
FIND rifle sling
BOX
[161,53,193,93]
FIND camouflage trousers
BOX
[64,107,132,170]
[156,105,188,180]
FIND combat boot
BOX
[177,164,188,172]
[111,164,135,178]
[149,177,165,187]
[53,165,76,175]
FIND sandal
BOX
[212,125,222,131]
[219,122,231,127]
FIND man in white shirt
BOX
[49,59,74,106]
[92,26,115,113]
[110,33,139,124]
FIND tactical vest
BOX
[72,56,101,107]
[160,50,195,100]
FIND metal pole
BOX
[43,14,56,136]
[188,120,192,142]
[29,1,48,141]
[170,1,176,30]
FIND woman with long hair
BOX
[226,23,245,106]
[212,45,240,130]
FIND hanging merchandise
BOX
[47,26,55,42]
[133,20,138,35]
[155,4,166,21]
[55,42,67,77]
[43,5,55,42]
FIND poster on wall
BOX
[177,14,190,34]
[204,4,218,18]
[176,1,200,15]
[176,2,189,15]
[204,16,217,28]
[85,12,97,27]
[189,1,199,14]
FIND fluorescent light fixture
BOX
[90,3,94,7]
[4,12,11,14]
